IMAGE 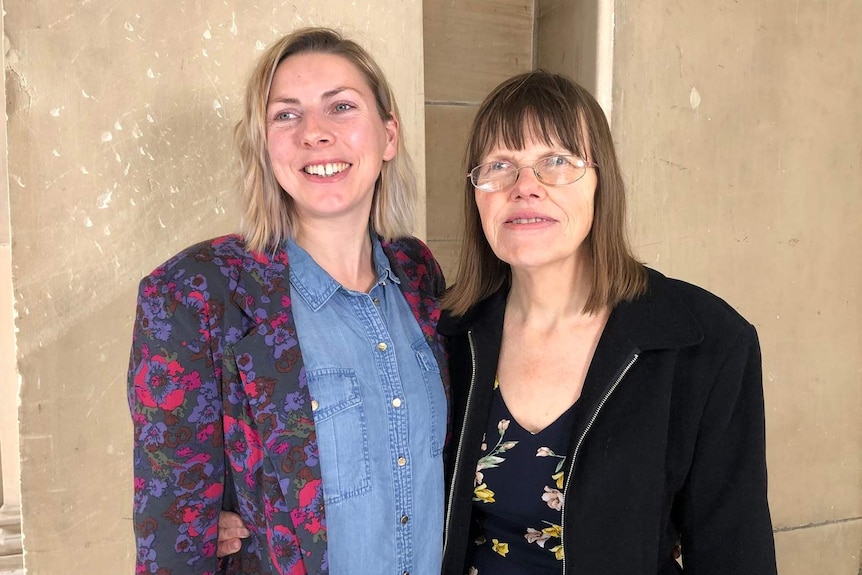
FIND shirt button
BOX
[311,400,319,411]
[372,297,380,305]
[377,342,388,351]
[391,397,402,408]
[397,456,407,466]
[400,515,409,524]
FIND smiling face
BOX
[474,137,597,274]
[265,52,398,232]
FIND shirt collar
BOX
[287,233,400,311]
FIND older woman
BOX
[128,28,448,575]
[439,71,776,574]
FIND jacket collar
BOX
[612,268,703,351]
[439,267,703,352]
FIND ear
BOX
[382,113,399,162]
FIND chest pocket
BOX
[307,367,371,505]
[413,338,446,457]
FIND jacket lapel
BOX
[222,244,326,574]
[382,238,451,400]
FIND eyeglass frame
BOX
[466,154,599,193]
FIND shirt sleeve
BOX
[675,323,777,574]
[127,267,225,575]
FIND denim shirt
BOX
[287,236,446,575]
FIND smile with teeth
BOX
[303,162,350,177]
[510,217,550,224]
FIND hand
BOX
[217,511,250,557]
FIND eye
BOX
[274,110,298,121]
[488,161,512,172]
[546,155,573,167]
[333,102,355,113]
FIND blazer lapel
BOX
[222,244,326,574]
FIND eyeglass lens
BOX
[472,156,586,191]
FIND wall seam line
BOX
[773,516,862,533]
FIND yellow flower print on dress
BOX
[474,483,496,503]
[551,470,564,489]
[542,523,562,538]
[550,544,565,561]
[491,539,510,557]
[525,522,564,560]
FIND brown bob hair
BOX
[443,70,647,316]
[235,27,416,253]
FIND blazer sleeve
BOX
[675,324,777,573]
[127,268,225,575]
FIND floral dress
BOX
[465,378,577,575]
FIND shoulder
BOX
[647,268,753,334]
[144,234,245,275]
[382,235,445,293]
[142,234,288,286]
[382,236,438,268]
[628,268,757,357]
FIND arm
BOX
[675,324,777,573]
[128,267,225,574]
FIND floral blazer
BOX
[128,234,449,575]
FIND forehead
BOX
[270,52,371,96]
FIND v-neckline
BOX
[494,382,579,436]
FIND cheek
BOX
[266,130,294,162]
[475,197,500,243]
[265,140,296,191]
[562,196,595,235]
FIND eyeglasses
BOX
[467,155,598,193]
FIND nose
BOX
[510,166,545,199]
[300,112,332,147]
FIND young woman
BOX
[439,71,776,574]
[129,28,448,575]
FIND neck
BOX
[506,257,600,330]
[294,219,377,292]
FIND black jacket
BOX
[439,268,776,574]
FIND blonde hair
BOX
[443,70,647,316]
[235,27,417,252]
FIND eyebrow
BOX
[267,86,360,107]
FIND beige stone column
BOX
[612,1,862,573]
[3,2,424,573]
[1,3,24,572]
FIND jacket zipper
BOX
[442,330,478,560]
[560,353,639,575]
